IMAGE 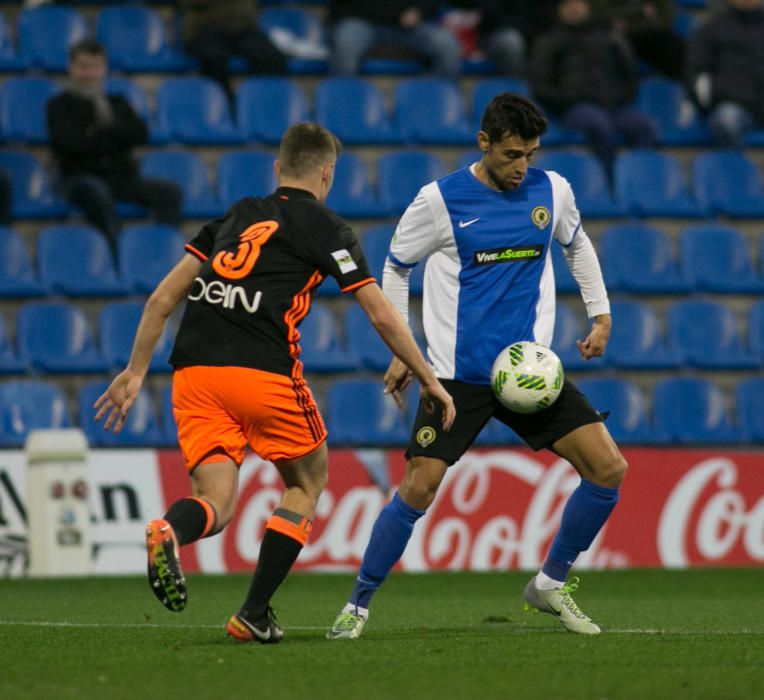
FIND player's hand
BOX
[420,380,456,431]
[577,314,612,360]
[383,357,414,409]
[94,368,144,434]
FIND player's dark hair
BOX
[69,39,107,62]
[279,122,342,178]
[480,93,548,143]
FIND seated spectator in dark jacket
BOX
[180,0,287,101]
[329,1,461,79]
[0,168,11,225]
[46,40,182,251]
[686,0,764,147]
[530,0,657,182]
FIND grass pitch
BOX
[1,569,762,700]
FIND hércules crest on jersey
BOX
[531,206,551,229]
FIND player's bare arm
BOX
[94,253,202,433]
[354,283,455,430]
[577,313,612,360]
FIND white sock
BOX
[535,570,565,590]
[343,602,369,619]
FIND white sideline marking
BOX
[0,620,762,635]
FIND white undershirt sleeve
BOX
[562,230,611,318]
[382,259,411,322]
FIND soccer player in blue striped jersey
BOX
[327,93,627,638]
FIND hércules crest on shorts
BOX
[416,426,436,447]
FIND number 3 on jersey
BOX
[212,220,279,280]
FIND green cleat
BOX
[326,604,368,640]
[523,576,601,635]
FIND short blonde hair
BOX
[278,122,342,178]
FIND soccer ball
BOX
[490,341,564,414]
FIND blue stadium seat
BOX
[325,154,388,218]
[577,378,652,444]
[38,225,127,297]
[637,78,711,145]
[18,6,88,71]
[395,79,473,144]
[257,7,328,74]
[156,78,243,144]
[0,227,46,298]
[17,301,109,373]
[536,152,624,218]
[100,301,175,373]
[600,224,690,294]
[550,302,590,370]
[237,77,308,144]
[692,151,764,218]
[551,243,577,294]
[680,225,764,293]
[315,78,399,144]
[748,301,764,365]
[652,378,739,444]
[0,312,26,374]
[667,300,759,369]
[159,383,177,448]
[326,379,411,445]
[0,12,26,71]
[615,150,705,217]
[473,418,524,446]
[140,151,221,218]
[297,303,358,372]
[118,224,187,294]
[0,77,59,143]
[607,300,681,369]
[218,150,276,208]
[0,151,68,218]
[735,377,764,443]
[97,6,190,72]
[0,380,71,448]
[378,151,447,215]
[78,380,162,447]
[360,225,424,296]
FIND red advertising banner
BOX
[155,447,764,573]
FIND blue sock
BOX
[542,479,620,583]
[349,491,425,609]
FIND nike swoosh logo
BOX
[458,218,480,228]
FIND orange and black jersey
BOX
[169,187,375,376]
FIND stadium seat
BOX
[140,151,221,218]
[100,301,175,373]
[0,227,46,298]
[218,150,277,208]
[297,303,358,373]
[550,302,590,370]
[614,150,705,217]
[17,301,109,373]
[680,225,764,293]
[0,380,71,448]
[326,379,410,445]
[637,78,711,145]
[600,224,690,294]
[607,300,680,369]
[159,383,177,447]
[551,243,577,294]
[360,225,425,296]
[576,378,652,444]
[237,77,308,144]
[692,151,764,218]
[257,7,328,74]
[0,151,68,218]
[666,300,759,369]
[395,79,473,144]
[156,78,243,144]
[315,78,399,144]
[0,77,59,143]
[325,154,388,218]
[748,301,764,365]
[18,6,87,71]
[0,312,26,374]
[378,151,447,215]
[536,152,624,218]
[78,380,162,447]
[118,224,187,294]
[0,12,26,71]
[37,225,127,297]
[652,378,740,444]
[735,377,764,443]
[96,6,190,72]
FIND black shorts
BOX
[406,378,604,466]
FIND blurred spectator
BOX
[328,1,461,78]
[179,0,287,101]
[0,169,11,225]
[46,40,182,251]
[685,0,764,148]
[592,1,684,79]
[530,0,657,183]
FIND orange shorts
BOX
[172,365,327,471]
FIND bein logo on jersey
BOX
[212,221,279,280]
[473,245,544,265]
[188,277,263,313]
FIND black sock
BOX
[242,508,311,619]
[164,497,216,545]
